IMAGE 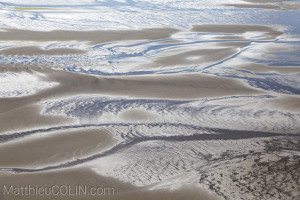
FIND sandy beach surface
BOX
[0,1,300,199]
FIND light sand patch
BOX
[278,2,300,10]
[205,97,259,106]
[235,63,300,74]
[0,128,117,168]
[0,67,76,133]
[224,1,300,10]
[264,44,293,52]
[223,3,280,10]
[191,24,283,40]
[118,109,160,122]
[153,48,238,66]
[0,167,220,200]
[257,95,300,113]
[0,46,86,56]
[146,41,248,69]
[0,27,179,45]
[0,71,59,98]
[216,41,250,48]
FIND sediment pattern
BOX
[0,0,299,200]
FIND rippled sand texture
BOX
[0,0,300,200]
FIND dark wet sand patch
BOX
[13,7,58,11]
[224,1,300,10]
[277,2,300,10]
[0,103,76,134]
[264,45,293,52]
[153,48,238,66]
[118,109,160,122]
[0,24,284,47]
[216,41,249,47]
[223,3,280,10]
[258,95,300,113]
[0,128,117,168]
[240,0,290,3]
[0,27,179,45]
[157,39,184,44]
[191,24,283,40]
[214,35,247,40]
[0,46,86,56]
[235,63,300,74]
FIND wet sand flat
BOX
[0,128,117,168]
[0,46,86,56]
[0,27,179,45]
